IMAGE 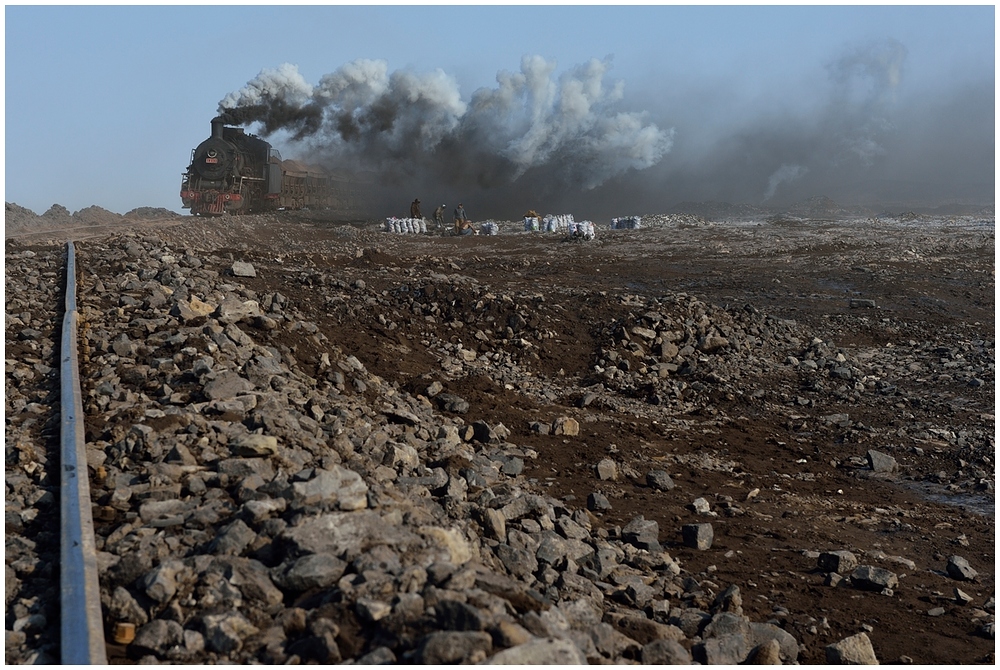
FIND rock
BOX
[849,298,877,308]
[647,470,676,491]
[867,450,898,473]
[682,523,714,550]
[927,607,946,617]
[697,631,752,665]
[818,550,860,574]
[357,646,397,664]
[434,393,469,414]
[590,621,642,659]
[698,333,729,353]
[291,465,369,511]
[946,555,978,581]
[273,554,347,592]
[139,559,185,603]
[224,558,284,609]
[203,372,254,401]
[825,632,878,664]
[552,416,580,436]
[642,638,693,664]
[495,544,538,578]
[587,491,612,511]
[622,516,661,551]
[355,598,392,623]
[596,458,618,481]
[214,296,262,323]
[850,565,899,592]
[713,584,743,615]
[435,599,488,631]
[750,638,782,664]
[420,526,473,565]
[748,622,799,663]
[232,434,279,457]
[691,497,712,514]
[606,611,684,645]
[231,261,256,277]
[202,611,258,654]
[131,619,184,656]
[172,297,215,322]
[484,637,588,664]
[280,510,417,558]
[478,507,507,541]
[416,630,492,664]
[211,519,257,556]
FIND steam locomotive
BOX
[180,117,359,215]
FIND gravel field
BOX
[5,204,994,664]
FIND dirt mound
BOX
[72,205,122,226]
[124,206,181,220]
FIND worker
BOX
[453,203,468,233]
[433,204,446,229]
[410,198,422,219]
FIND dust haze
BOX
[219,40,993,219]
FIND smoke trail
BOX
[218,56,673,192]
[217,63,323,139]
[763,164,808,201]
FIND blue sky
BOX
[5,4,995,218]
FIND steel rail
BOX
[60,241,107,663]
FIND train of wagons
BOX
[180,117,368,216]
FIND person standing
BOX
[453,203,468,232]
[410,199,422,219]
[433,204,446,229]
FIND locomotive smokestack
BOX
[211,116,226,139]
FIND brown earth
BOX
[9,206,995,664]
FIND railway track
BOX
[59,242,107,663]
[6,241,106,663]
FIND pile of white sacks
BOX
[384,217,428,234]
[541,214,575,232]
[480,221,500,236]
[521,214,596,240]
[610,216,642,229]
[568,220,596,240]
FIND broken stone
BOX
[826,631,878,664]
[682,523,714,550]
[850,565,899,592]
[867,449,898,473]
[818,550,859,574]
[946,555,978,581]
[647,470,676,491]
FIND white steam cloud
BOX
[763,164,808,201]
[219,56,673,193]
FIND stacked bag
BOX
[542,214,575,233]
[610,216,642,229]
[384,217,428,234]
[480,221,499,236]
[568,220,596,240]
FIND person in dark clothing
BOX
[410,199,422,219]
[433,204,446,229]
[453,203,468,232]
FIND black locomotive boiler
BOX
[180,117,351,215]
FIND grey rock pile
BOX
[5,246,64,663]
[22,231,806,664]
